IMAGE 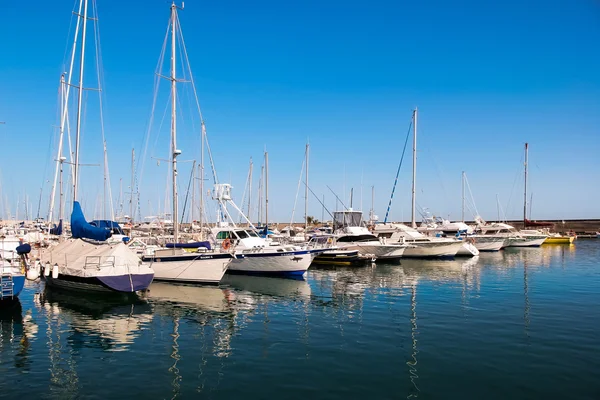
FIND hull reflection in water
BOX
[38,288,153,351]
[221,274,312,300]
[146,282,232,313]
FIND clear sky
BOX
[0,0,598,223]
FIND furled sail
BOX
[71,201,112,241]
[49,220,63,235]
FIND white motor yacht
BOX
[333,210,408,261]
[373,223,464,258]
[212,226,313,277]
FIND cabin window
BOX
[216,231,231,240]
[236,230,249,239]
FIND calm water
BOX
[1,242,599,399]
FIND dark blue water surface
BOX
[1,241,599,399]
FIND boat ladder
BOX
[1,274,14,299]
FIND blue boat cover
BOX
[71,201,112,241]
[166,241,212,250]
[49,220,63,235]
[16,243,31,255]
[257,226,275,238]
[90,220,126,235]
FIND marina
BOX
[1,0,599,398]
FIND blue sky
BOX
[0,0,598,223]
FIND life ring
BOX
[222,238,232,250]
[327,237,333,244]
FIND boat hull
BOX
[456,242,480,256]
[227,250,312,276]
[312,250,366,266]
[142,253,231,284]
[402,241,463,259]
[0,274,25,300]
[45,273,154,293]
[471,237,506,252]
[508,236,548,247]
[338,242,406,260]
[543,236,575,244]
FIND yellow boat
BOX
[543,235,575,244]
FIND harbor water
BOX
[1,241,599,399]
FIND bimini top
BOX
[71,201,112,242]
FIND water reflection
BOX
[2,243,596,399]
[38,289,153,351]
[0,298,36,372]
[222,274,312,300]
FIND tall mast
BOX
[264,150,269,227]
[73,0,89,202]
[247,157,253,223]
[411,107,418,228]
[118,178,123,217]
[523,142,529,226]
[200,122,205,237]
[191,160,195,227]
[130,148,135,222]
[461,171,465,222]
[370,185,374,223]
[258,165,264,225]
[48,74,67,230]
[59,156,66,240]
[304,142,309,230]
[170,3,180,243]
[102,140,108,219]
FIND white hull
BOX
[403,241,463,258]
[228,250,312,275]
[457,242,480,256]
[507,236,547,247]
[338,242,406,259]
[143,256,231,284]
[472,237,506,252]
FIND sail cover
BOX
[49,220,63,235]
[166,241,212,250]
[71,201,112,241]
[90,220,126,235]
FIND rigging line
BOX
[505,150,524,221]
[303,182,333,219]
[326,185,347,210]
[176,13,219,185]
[290,149,307,228]
[61,0,79,73]
[180,161,195,224]
[463,173,479,218]
[237,162,251,224]
[92,0,115,221]
[137,16,171,200]
[383,118,413,224]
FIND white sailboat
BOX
[512,143,548,247]
[374,108,463,258]
[44,0,154,294]
[140,3,233,284]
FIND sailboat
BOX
[139,3,233,284]
[43,0,154,294]
[508,143,550,247]
[373,108,464,258]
